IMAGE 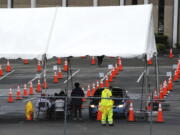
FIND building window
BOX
[158,0,165,34]
[132,0,138,5]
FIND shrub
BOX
[156,43,166,52]
[155,33,169,48]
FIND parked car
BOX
[89,87,130,119]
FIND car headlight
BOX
[90,105,96,108]
[117,104,124,108]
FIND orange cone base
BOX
[8,98,14,103]
[128,111,135,122]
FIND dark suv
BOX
[89,87,129,119]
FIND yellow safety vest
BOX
[99,88,113,112]
[25,101,34,120]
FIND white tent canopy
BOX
[0,5,156,60]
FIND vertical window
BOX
[158,0,165,34]
[132,0,138,5]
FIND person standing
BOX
[97,55,104,67]
[71,82,85,120]
[99,87,114,126]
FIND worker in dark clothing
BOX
[71,82,85,120]
[97,55,104,67]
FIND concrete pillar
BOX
[120,0,125,6]
[173,0,179,48]
[31,0,36,8]
[144,0,148,4]
[93,0,98,6]
[7,0,13,8]
[62,0,67,7]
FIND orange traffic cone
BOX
[92,83,96,96]
[96,80,99,89]
[53,72,59,83]
[168,77,173,91]
[86,85,91,97]
[105,76,109,87]
[168,48,174,58]
[156,103,164,123]
[91,56,96,65]
[0,65,3,76]
[163,80,168,96]
[16,85,22,100]
[29,81,34,95]
[118,60,123,71]
[43,78,48,89]
[159,84,164,100]
[100,80,104,88]
[117,56,121,65]
[6,60,11,72]
[58,67,63,79]
[8,88,14,103]
[57,57,61,65]
[23,84,28,97]
[153,90,159,101]
[109,72,113,82]
[64,60,68,72]
[36,80,42,93]
[37,61,42,72]
[146,95,152,111]
[173,70,178,82]
[23,59,29,64]
[97,109,102,121]
[128,101,135,122]
[148,59,152,65]
[112,67,116,78]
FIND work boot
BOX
[109,124,114,126]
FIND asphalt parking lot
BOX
[0,55,180,135]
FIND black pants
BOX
[72,104,82,118]
[97,56,104,66]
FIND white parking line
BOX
[64,69,80,84]
[27,73,43,84]
[0,70,15,80]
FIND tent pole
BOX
[140,55,146,111]
[155,54,159,93]
[64,57,69,135]
[42,54,47,95]
[145,55,148,94]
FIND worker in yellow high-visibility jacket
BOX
[99,87,114,126]
[25,101,34,120]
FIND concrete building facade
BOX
[0,0,179,48]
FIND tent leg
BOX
[155,54,159,93]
